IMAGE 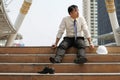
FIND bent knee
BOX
[59,41,69,50]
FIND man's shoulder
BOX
[78,15,84,19]
[63,16,70,19]
[78,15,86,22]
[61,16,70,22]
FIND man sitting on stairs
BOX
[49,5,94,64]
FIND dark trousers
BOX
[54,37,86,61]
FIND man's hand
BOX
[52,44,57,49]
[89,44,94,50]
[51,38,60,49]
[87,38,94,49]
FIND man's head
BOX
[68,5,79,19]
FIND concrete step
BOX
[0,73,119,80]
[0,46,119,80]
[0,46,120,54]
[0,54,119,63]
[0,63,120,73]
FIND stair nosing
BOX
[0,62,120,65]
[0,73,120,76]
[0,54,120,56]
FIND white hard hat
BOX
[96,45,108,54]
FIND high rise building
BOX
[115,0,120,25]
[83,0,98,45]
[98,0,120,45]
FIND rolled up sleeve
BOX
[56,18,66,39]
[81,17,91,38]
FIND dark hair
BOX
[68,5,78,14]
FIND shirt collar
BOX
[69,16,78,22]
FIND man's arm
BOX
[52,18,66,48]
[87,37,94,49]
[87,37,92,45]
[52,38,60,48]
[81,16,94,49]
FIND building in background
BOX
[83,0,120,45]
[98,0,120,45]
[115,0,120,25]
[83,0,98,45]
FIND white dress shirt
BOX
[56,16,91,39]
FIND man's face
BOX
[70,8,79,19]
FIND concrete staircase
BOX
[0,46,120,80]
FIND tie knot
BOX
[74,19,76,23]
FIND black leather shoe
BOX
[37,66,55,74]
[49,57,61,63]
[37,66,50,74]
[48,67,55,74]
[74,57,88,64]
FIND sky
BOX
[6,0,83,46]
